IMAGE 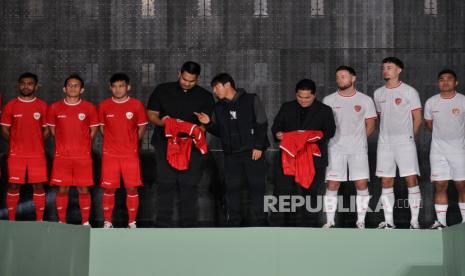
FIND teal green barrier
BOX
[89,227,442,276]
[0,221,447,276]
[442,223,465,276]
[0,221,90,276]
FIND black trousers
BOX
[155,143,203,227]
[269,158,325,227]
[223,151,267,226]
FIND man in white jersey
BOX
[374,57,423,229]
[322,66,377,229]
[424,69,465,229]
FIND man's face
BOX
[383,62,401,81]
[18,77,38,97]
[178,71,199,91]
[110,80,130,99]
[296,89,316,108]
[438,73,458,93]
[336,70,355,91]
[63,78,83,98]
[212,83,227,99]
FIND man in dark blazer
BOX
[270,78,336,226]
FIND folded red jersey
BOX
[164,118,207,170]
[279,130,324,189]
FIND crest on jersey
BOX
[229,110,237,120]
[33,112,41,120]
[452,108,460,116]
[78,113,86,121]
[395,98,402,105]
[126,112,134,119]
[354,105,361,112]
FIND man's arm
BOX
[1,125,10,141]
[42,126,50,140]
[365,118,376,137]
[49,125,55,137]
[412,109,423,136]
[90,126,98,140]
[425,120,433,132]
[322,107,336,141]
[271,106,285,141]
[147,110,166,127]
[138,124,147,140]
[253,95,268,151]
[194,111,220,137]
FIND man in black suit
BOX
[270,78,336,226]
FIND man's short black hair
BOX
[110,73,130,84]
[382,56,404,69]
[64,74,84,87]
[211,73,236,89]
[18,72,38,83]
[336,65,357,76]
[437,69,457,80]
[295,79,316,94]
[180,61,201,76]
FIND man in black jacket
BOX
[147,61,215,227]
[271,78,336,226]
[195,73,269,226]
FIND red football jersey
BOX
[47,99,99,158]
[280,130,323,189]
[0,97,48,157]
[164,118,207,170]
[99,97,148,157]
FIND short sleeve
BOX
[0,102,12,126]
[322,95,330,106]
[409,88,422,111]
[136,101,148,126]
[88,104,99,127]
[46,104,56,126]
[424,98,433,121]
[147,86,162,112]
[364,96,377,119]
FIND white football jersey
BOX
[323,91,377,154]
[374,82,422,145]
[424,92,465,154]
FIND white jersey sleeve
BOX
[322,95,331,106]
[364,96,377,119]
[424,98,433,121]
[408,88,422,111]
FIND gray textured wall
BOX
[1,0,464,227]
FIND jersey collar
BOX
[440,91,457,99]
[17,96,37,103]
[337,90,357,97]
[63,98,82,106]
[385,81,402,90]
[111,96,130,104]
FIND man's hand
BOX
[252,149,263,160]
[194,112,210,125]
[275,131,283,140]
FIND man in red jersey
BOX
[99,73,147,229]
[1,72,49,221]
[47,74,99,226]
